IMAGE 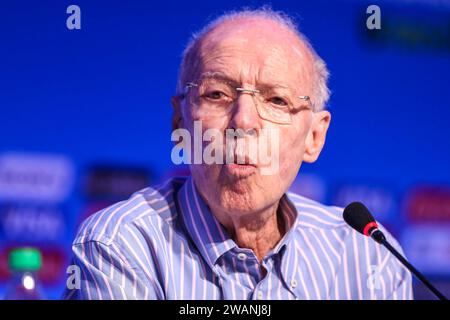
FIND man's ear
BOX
[303,110,331,163]
[171,95,183,131]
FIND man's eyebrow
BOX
[198,71,239,85]
[198,71,291,90]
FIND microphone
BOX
[343,201,447,301]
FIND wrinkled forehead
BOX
[194,19,315,88]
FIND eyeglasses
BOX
[180,76,313,125]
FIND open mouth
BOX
[222,156,257,177]
[232,155,257,166]
[221,141,259,177]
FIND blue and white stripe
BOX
[63,176,413,300]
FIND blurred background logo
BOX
[0,0,449,299]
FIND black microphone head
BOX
[343,202,378,236]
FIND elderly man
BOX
[64,8,412,300]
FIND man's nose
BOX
[229,92,261,132]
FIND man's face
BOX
[174,19,330,217]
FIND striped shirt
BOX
[63,176,413,300]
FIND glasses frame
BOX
[178,78,314,124]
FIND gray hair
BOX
[176,7,330,111]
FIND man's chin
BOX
[216,184,266,212]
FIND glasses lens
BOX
[253,87,301,124]
[189,78,236,117]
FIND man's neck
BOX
[211,202,286,262]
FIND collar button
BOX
[237,253,247,261]
[290,279,298,288]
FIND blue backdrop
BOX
[1,0,449,299]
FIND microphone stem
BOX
[380,237,448,301]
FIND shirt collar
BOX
[176,176,299,270]
[177,176,236,270]
[265,193,299,258]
